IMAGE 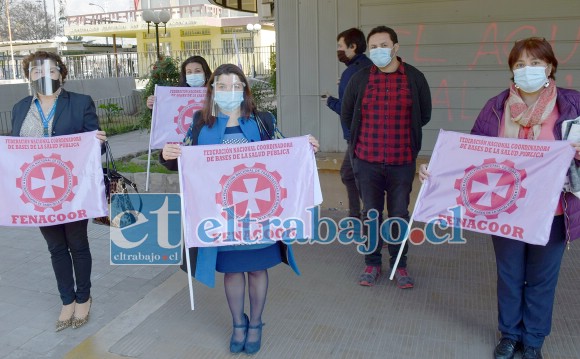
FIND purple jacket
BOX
[471,87,580,242]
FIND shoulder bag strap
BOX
[253,111,273,140]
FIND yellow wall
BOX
[136,27,274,53]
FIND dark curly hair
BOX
[22,51,68,84]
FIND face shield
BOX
[212,74,245,112]
[28,59,62,96]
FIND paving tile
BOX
[101,231,580,359]
[0,325,44,348]
[19,330,66,354]
[0,133,579,358]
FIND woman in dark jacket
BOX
[160,64,319,355]
[11,51,107,331]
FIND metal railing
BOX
[0,111,11,135]
[65,4,224,26]
[94,93,144,135]
[0,92,144,136]
[0,46,275,81]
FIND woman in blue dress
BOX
[160,64,319,354]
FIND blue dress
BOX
[215,125,283,273]
[172,112,300,287]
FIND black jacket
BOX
[11,89,100,137]
[340,60,432,161]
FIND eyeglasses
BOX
[213,82,245,91]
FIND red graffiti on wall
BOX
[460,81,473,122]
[432,79,452,121]
[414,25,446,63]
[470,23,580,68]
[393,23,579,122]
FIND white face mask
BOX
[513,66,549,93]
[186,73,205,87]
[369,47,392,68]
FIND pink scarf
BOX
[503,79,557,139]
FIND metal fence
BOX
[0,92,144,136]
[94,92,144,135]
[0,46,275,81]
[0,111,11,135]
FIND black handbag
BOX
[253,111,274,140]
[93,141,142,228]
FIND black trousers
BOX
[352,158,415,268]
[39,219,92,305]
[340,151,362,217]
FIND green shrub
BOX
[107,151,175,174]
[98,103,124,123]
[139,57,181,130]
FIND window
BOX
[146,42,172,54]
[221,27,246,34]
[222,38,254,52]
[181,28,211,37]
[143,31,171,39]
[182,40,212,52]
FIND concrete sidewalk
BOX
[1,131,579,359]
[106,129,152,159]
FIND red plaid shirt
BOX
[355,64,413,164]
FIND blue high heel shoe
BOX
[244,321,265,355]
[230,313,248,354]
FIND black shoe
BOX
[522,346,543,359]
[494,338,522,359]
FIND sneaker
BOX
[359,266,381,286]
[522,346,543,359]
[494,338,522,359]
[394,268,414,289]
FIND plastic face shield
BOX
[28,59,61,96]
[213,74,245,92]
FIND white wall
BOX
[276,0,580,153]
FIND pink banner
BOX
[0,131,107,227]
[414,130,575,245]
[178,136,321,248]
[149,86,206,149]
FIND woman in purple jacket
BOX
[421,37,580,359]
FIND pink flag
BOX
[149,86,206,149]
[414,130,575,245]
[178,136,321,248]
[0,131,107,227]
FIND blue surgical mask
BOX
[513,66,549,93]
[186,73,206,87]
[214,91,244,111]
[369,47,392,68]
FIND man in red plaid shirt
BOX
[341,26,432,289]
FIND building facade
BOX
[274,0,580,153]
[62,1,274,77]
